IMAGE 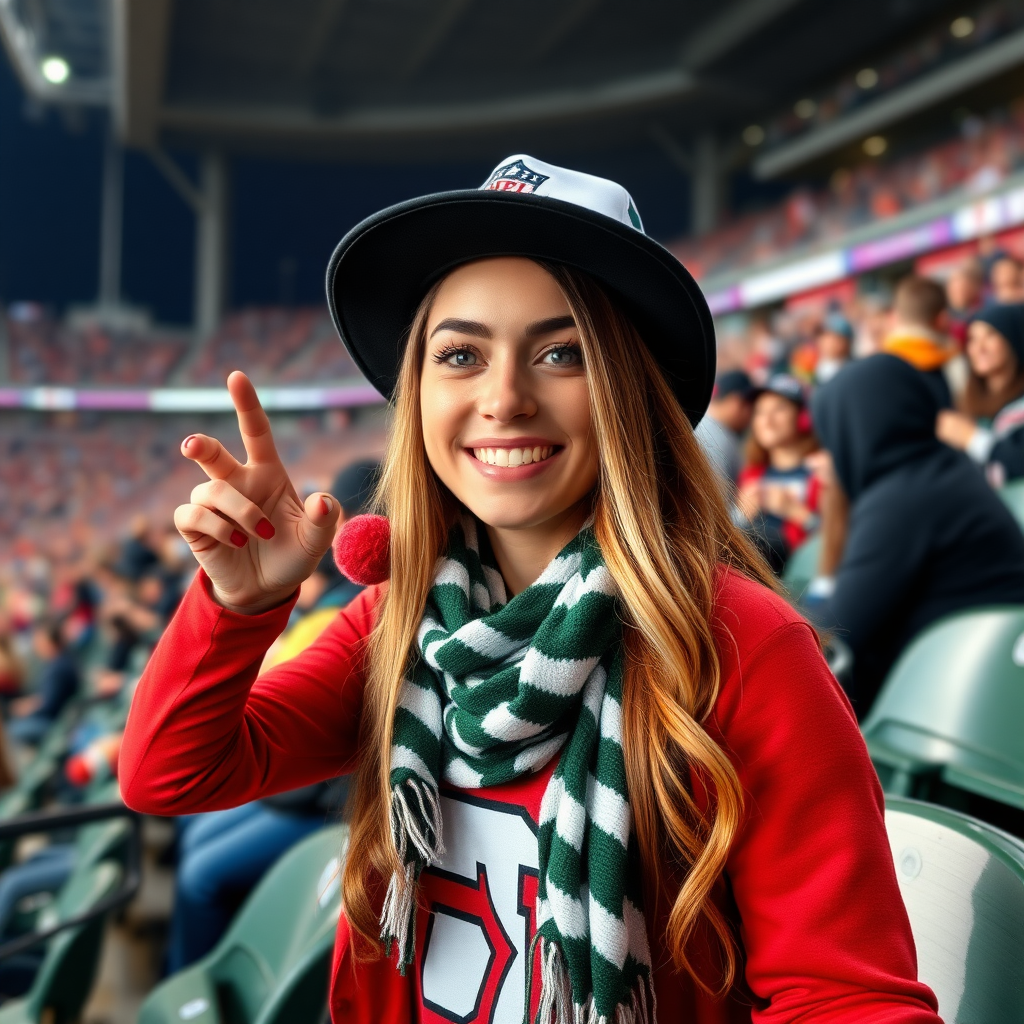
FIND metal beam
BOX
[147,147,203,211]
[679,0,805,71]
[400,0,474,81]
[754,25,1024,179]
[112,0,172,147]
[160,65,695,141]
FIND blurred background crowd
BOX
[3,0,1024,1020]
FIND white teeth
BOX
[471,446,554,466]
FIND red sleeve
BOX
[119,570,381,816]
[710,576,940,1022]
[737,464,765,488]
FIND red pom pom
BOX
[333,514,391,585]
[65,755,92,787]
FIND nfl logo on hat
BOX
[484,159,550,194]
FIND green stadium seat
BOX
[863,607,1024,809]
[998,479,1024,531]
[0,859,123,1024]
[138,825,346,1024]
[781,533,821,600]
[885,797,1024,1022]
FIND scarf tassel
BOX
[380,778,444,973]
[534,939,656,1024]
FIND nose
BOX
[476,352,537,423]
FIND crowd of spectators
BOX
[673,102,1024,281]
[702,248,1024,714]
[2,305,361,389]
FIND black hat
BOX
[325,154,716,425]
[751,373,807,408]
[972,302,1024,363]
[713,369,753,400]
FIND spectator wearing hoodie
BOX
[883,274,967,407]
[737,375,820,573]
[810,354,1024,715]
[937,303,1024,486]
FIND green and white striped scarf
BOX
[383,517,655,1024]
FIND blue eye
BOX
[545,345,582,366]
[433,345,478,366]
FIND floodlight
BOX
[40,56,70,84]
[794,98,816,119]
[855,68,878,89]
[742,125,765,146]
[950,16,975,38]
[863,135,887,156]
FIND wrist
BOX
[204,577,296,616]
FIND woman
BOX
[936,302,1024,486]
[120,156,940,1023]
[736,375,820,573]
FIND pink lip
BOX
[464,436,560,449]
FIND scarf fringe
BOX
[380,778,444,972]
[534,939,656,1024]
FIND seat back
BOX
[885,797,1024,1022]
[781,533,821,600]
[209,825,345,1023]
[862,607,1024,806]
[998,479,1024,531]
[19,859,123,1022]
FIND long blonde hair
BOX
[342,260,777,994]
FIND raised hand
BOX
[173,371,341,613]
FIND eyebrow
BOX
[428,314,577,340]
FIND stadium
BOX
[2,0,1024,1021]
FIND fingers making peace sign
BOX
[173,371,341,613]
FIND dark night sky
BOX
[0,50,733,327]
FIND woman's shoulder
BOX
[712,565,806,654]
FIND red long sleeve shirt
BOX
[120,568,941,1024]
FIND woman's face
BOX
[967,320,1016,379]
[752,392,801,450]
[419,257,599,533]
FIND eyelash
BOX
[430,342,583,366]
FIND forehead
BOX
[427,257,570,326]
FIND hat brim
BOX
[325,189,716,425]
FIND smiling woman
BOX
[120,154,943,1024]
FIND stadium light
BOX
[794,98,817,119]
[40,56,70,84]
[950,16,975,38]
[742,124,765,146]
[855,67,878,89]
[863,135,887,156]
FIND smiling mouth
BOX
[470,445,557,467]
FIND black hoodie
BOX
[811,354,1024,714]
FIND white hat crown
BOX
[480,154,644,234]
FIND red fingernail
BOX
[182,435,197,451]
[320,495,333,516]
[255,518,275,540]
[230,530,248,547]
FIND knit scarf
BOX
[383,517,655,1024]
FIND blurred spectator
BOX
[946,257,985,346]
[938,302,1024,485]
[990,256,1024,303]
[8,619,79,746]
[883,275,966,407]
[814,313,854,384]
[810,355,1024,715]
[694,370,753,497]
[736,375,820,572]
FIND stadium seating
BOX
[863,607,1024,809]
[885,796,1024,1022]
[138,825,346,1024]
[998,480,1024,530]
[781,533,821,600]
[0,857,124,1024]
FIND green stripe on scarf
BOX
[383,517,655,1024]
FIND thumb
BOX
[301,492,342,551]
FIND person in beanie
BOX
[693,369,752,493]
[937,302,1024,485]
[120,156,940,1022]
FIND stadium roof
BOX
[3,0,968,161]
